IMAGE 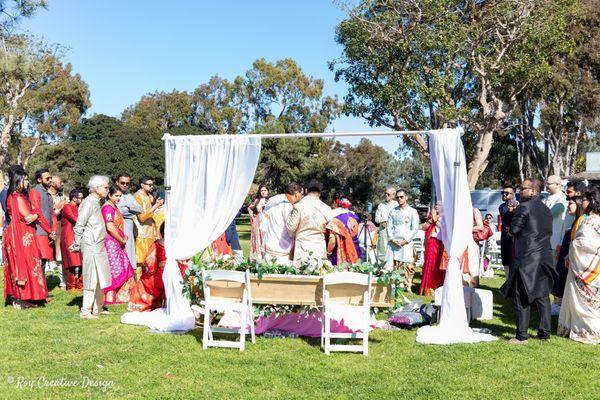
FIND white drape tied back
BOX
[416,128,496,344]
[121,134,262,332]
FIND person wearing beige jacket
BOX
[285,180,333,267]
[71,175,112,319]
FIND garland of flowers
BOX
[182,254,405,318]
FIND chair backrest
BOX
[202,269,251,302]
[322,271,371,307]
[412,237,423,250]
[323,271,370,287]
[202,269,248,284]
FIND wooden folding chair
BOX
[201,269,255,351]
[321,271,371,356]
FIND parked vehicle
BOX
[471,189,546,223]
[470,190,505,222]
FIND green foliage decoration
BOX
[182,256,405,318]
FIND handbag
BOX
[473,220,493,243]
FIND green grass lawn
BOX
[0,221,598,399]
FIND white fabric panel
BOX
[416,128,496,344]
[121,135,261,332]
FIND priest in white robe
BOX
[375,186,399,264]
[386,189,420,292]
[260,183,303,264]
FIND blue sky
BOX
[22,0,399,150]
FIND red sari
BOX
[419,221,446,296]
[128,241,166,312]
[211,232,232,258]
[3,193,48,301]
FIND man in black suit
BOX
[500,178,556,344]
[498,182,516,274]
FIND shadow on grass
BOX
[45,274,62,292]
[238,231,251,241]
[185,322,382,349]
[67,296,83,307]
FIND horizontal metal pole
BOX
[252,130,430,139]
[162,128,462,140]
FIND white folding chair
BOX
[478,239,488,277]
[201,269,255,351]
[321,271,371,356]
[486,232,504,269]
[412,235,424,266]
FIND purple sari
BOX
[101,204,135,304]
[329,210,363,265]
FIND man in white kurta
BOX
[71,176,112,319]
[543,175,567,257]
[285,180,333,267]
[375,187,399,264]
[387,189,420,293]
[260,183,303,264]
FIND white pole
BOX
[161,129,465,141]
[254,130,431,139]
[163,134,172,250]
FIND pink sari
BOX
[101,204,135,304]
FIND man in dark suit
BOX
[500,178,556,344]
[498,182,516,274]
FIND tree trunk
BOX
[523,139,533,179]
[0,114,16,172]
[467,128,494,189]
[23,137,42,167]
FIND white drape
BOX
[121,134,261,332]
[416,129,496,344]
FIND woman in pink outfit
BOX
[101,186,135,304]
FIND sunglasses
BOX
[119,181,131,186]
[567,195,583,201]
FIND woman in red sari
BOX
[3,166,48,308]
[60,189,84,291]
[101,187,135,304]
[419,205,446,296]
[128,223,166,311]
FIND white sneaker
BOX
[551,303,561,316]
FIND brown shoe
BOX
[508,338,528,345]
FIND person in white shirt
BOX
[260,182,303,264]
[386,189,420,293]
[375,186,399,264]
[543,175,567,258]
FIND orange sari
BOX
[128,241,166,312]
